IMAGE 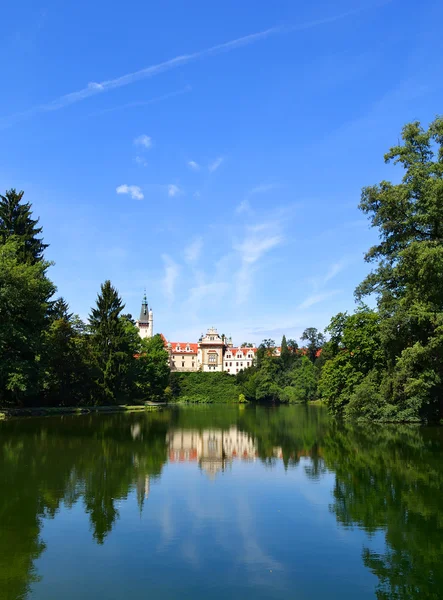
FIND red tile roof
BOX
[167,342,198,354]
[225,347,257,357]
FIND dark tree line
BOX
[0,189,169,407]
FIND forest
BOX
[1,118,443,421]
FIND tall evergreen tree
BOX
[50,297,73,322]
[0,189,48,264]
[280,335,290,369]
[89,280,137,403]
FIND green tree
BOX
[301,327,325,362]
[354,117,443,420]
[0,189,48,264]
[256,339,276,367]
[318,307,383,417]
[0,240,55,404]
[42,303,95,405]
[281,356,318,403]
[137,334,170,400]
[89,280,137,404]
[280,335,290,369]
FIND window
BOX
[182,356,185,359]
[225,362,228,367]
[247,362,250,367]
[236,369,239,373]
[230,362,232,367]
[192,362,195,368]
[208,354,217,364]
[182,362,185,367]
[240,363,243,367]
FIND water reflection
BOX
[167,427,257,478]
[0,406,443,599]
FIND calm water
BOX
[1,405,443,600]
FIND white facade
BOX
[135,296,257,373]
[164,328,257,373]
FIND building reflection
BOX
[167,427,258,478]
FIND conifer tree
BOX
[89,280,137,403]
[0,189,48,264]
[280,335,290,369]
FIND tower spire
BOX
[139,292,149,322]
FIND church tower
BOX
[136,293,153,339]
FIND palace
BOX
[135,295,267,373]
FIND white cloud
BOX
[88,82,104,91]
[188,282,229,309]
[323,260,347,283]
[87,86,192,118]
[236,199,251,214]
[168,184,181,197]
[188,160,200,171]
[162,254,179,303]
[234,222,283,302]
[208,157,224,173]
[235,232,282,265]
[135,156,148,167]
[1,7,381,129]
[236,182,280,214]
[134,134,152,149]
[116,184,144,200]
[298,290,340,309]
[249,183,280,195]
[185,237,203,263]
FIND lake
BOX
[1,405,442,600]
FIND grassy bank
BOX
[0,404,162,419]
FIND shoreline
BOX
[0,404,163,419]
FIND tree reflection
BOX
[1,407,443,599]
[325,423,443,599]
[0,412,171,597]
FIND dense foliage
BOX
[0,189,169,407]
[169,371,239,403]
[236,333,322,404]
[318,118,443,422]
[237,118,443,421]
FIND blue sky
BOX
[1,0,442,344]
